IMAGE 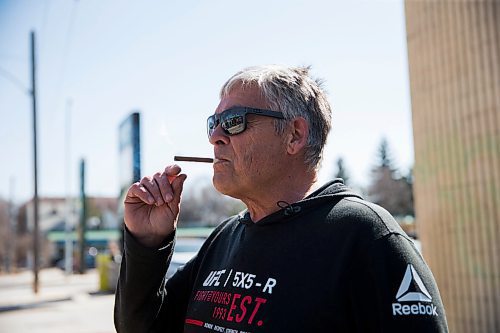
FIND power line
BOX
[0,66,29,94]
[51,0,80,118]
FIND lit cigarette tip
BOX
[174,156,214,163]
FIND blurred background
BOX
[0,0,498,332]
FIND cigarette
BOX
[174,156,214,163]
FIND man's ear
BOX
[286,117,309,155]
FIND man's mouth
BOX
[214,157,229,164]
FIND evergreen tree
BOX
[368,138,414,217]
[334,157,350,185]
[377,137,393,169]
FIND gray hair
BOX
[220,65,332,171]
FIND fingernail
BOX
[165,194,173,202]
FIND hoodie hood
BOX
[238,179,363,226]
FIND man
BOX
[114,65,449,332]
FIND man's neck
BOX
[242,172,317,222]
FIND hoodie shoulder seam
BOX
[342,197,405,239]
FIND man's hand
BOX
[124,165,187,247]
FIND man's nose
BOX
[209,124,230,145]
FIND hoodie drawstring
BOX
[277,201,302,216]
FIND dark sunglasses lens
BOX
[221,114,245,135]
[207,115,217,137]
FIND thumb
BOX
[171,174,187,206]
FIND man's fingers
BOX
[140,176,165,206]
[162,165,184,202]
[154,172,173,203]
[125,166,184,206]
[170,173,187,206]
[165,164,182,183]
[126,182,154,205]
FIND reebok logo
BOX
[396,264,432,302]
[392,264,438,316]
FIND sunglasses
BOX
[207,107,285,138]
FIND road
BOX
[0,268,116,333]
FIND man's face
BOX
[209,84,287,200]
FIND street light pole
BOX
[30,30,40,294]
[64,100,73,275]
[78,159,87,274]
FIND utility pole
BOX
[7,177,16,273]
[64,100,73,275]
[78,159,87,274]
[30,30,40,294]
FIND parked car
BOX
[166,238,205,278]
[55,247,98,271]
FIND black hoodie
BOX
[114,180,449,332]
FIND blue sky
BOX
[0,0,413,203]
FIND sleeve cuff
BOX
[124,226,176,263]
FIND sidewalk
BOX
[0,268,116,333]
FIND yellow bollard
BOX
[96,254,111,292]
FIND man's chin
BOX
[212,176,239,199]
